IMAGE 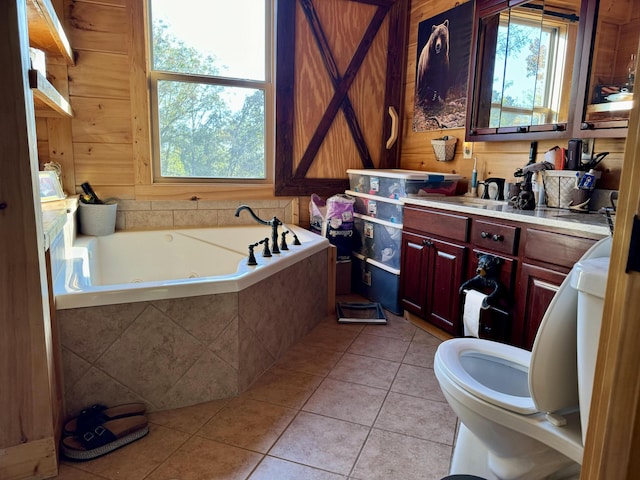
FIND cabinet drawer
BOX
[524,229,597,269]
[403,206,470,242]
[471,220,519,256]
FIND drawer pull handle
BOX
[481,231,490,239]
[492,234,503,242]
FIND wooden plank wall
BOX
[35,0,628,205]
[400,0,627,191]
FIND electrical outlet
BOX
[463,141,473,159]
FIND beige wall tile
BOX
[125,210,174,229]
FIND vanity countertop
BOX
[402,196,612,237]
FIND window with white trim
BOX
[491,11,569,128]
[148,0,273,183]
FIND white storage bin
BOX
[347,169,460,199]
[353,213,402,270]
[351,252,402,314]
[346,190,404,224]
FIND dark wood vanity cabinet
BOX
[400,203,604,349]
[515,228,600,348]
[400,207,468,335]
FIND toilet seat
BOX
[436,338,536,414]
[433,360,584,464]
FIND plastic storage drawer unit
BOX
[346,190,404,224]
[353,213,402,270]
[347,169,461,199]
[352,252,402,315]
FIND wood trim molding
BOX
[581,42,640,480]
[129,0,153,186]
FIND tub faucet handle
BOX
[280,231,289,251]
[247,243,259,266]
[260,238,272,257]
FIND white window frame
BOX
[146,0,275,185]
[492,12,569,127]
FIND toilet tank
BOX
[570,256,610,445]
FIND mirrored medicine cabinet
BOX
[466,0,640,141]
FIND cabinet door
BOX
[516,263,566,350]
[574,0,640,136]
[425,238,467,335]
[400,231,429,317]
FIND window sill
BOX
[134,183,280,201]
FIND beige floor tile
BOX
[374,392,457,444]
[302,378,387,426]
[197,397,297,453]
[328,353,400,390]
[347,333,410,362]
[147,398,229,434]
[298,323,360,352]
[64,424,189,480]
[351,428,452,480]
[146,436,263,480]
[270,411,369,475]
[249,456,347,479]
[362,314,416,342]
[245,365,323,409]
[390,364,447,402]
[411,327,447,346]
[402,341,439,369]
[275,343,343,377]
[54,464,108,479]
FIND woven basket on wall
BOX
[431,136,457,162]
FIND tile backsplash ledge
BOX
[109,199,296,231]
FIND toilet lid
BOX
[436,338,538,415]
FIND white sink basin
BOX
[437,196,508,208]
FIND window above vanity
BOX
[466,0,640,141]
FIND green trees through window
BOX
[149,1,269,181]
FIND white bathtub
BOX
[54,224,329,309]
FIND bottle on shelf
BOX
[627,53,636,90]
[80,182,103,204]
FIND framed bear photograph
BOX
[413,1,474,132]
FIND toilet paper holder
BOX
[459,253,504,309]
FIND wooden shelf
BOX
[26,0,74,65]
[586,100,633,114]
[29,69,72,117]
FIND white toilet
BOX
[434,236,611,480]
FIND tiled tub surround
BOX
[58,248,328,416]
[112,198,296,231]
[54,219,329,417]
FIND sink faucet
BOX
[235,205,282,254]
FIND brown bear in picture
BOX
[417,19,450,104]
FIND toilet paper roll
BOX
[463,289,488,338]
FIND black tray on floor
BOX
[336,302,387,324]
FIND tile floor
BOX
[54,296,458,480]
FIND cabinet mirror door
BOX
[575,0,640,135]
[468,0,581,141]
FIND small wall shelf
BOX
[29,69,72,117]
[26,0,74,66]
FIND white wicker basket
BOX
[431,136,457,162]
[542,170,601,208]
